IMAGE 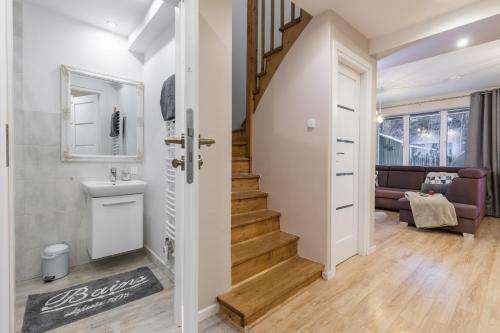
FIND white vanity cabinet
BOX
[87,194,144,259]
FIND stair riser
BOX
[232,178,259,192]
[232,131,246,142]
[232,217,280,245]
[232,145,247,158]
[232,241,297,284]
[218,303,244,330]
[245,269,322,326]
[232,197,267,214]
[232,160,250,173]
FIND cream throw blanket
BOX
[405,192,458,228]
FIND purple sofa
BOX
[376,165,487,235]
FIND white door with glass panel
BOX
[71,94,100,154]
[334,64,360,265]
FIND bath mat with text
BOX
[21,266,163,333]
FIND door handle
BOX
[172,156,185,170]
[165,134,185,148]
[199,135,215,148]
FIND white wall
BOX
[253,11,377,265]
[142,24,176,264]
[254,13,332,265]
[15,2,144,280]
[232,0,247,129]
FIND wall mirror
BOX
[60,65,144,162]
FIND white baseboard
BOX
[198,303,218,322]
[322,270,335,280]
[144,245,166,265]
[367,245,377,255]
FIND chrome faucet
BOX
[110,167,117,184]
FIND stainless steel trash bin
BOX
[41,243,69,281]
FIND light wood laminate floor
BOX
[251,211,500,332]
[15,251,235,333]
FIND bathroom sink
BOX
[82,180,148,198]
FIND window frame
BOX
[377,115,405,165]
[376,107,470,166]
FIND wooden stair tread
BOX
[218,256,323,321]
[232,231,297,266]
[232,191,267,201]
[233,157,249,161]
[232,173,259,180]
[232,209,280,229]
[232,128,245,133]
[232,140,247,146]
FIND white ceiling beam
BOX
[369,0,500,57]
[128,0,174,55]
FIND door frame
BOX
[325,41,375,279]
[0,0,15,331]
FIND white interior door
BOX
[71,94,100,154]
[170,0,199,331]
[333,64,360,265]
[0,0,14,330]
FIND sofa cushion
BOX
[458,168,487,179]
[421,183,449,195]
[376,187,409,200]
[397,198,479,219]
[425,166,461,174]
[387,170,426,190]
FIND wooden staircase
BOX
[216,128,323,330]
[244,0,312,163]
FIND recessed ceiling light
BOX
[456,38,469,48]
[106,21,117,29]
[450,75,464,81]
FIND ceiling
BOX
[378,38,500,106]
[26,0,154,37]
[292,0,482,39]
[378,14,500,70]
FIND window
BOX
[377,117,404,165]
[376,108,470,166]
[447,111,469,166]
[409,113,440,166]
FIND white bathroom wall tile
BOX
[14,73,23,111]
[30,212,60,249]
[66,238,90,268]
[14,108,24,145]
[57,163,107,180]
[15,246,44,281]
[55,209,85,243]
[14,145,24,180]
[13,36,22,74]
[13,1,22,38]
[23,145,59,180]
[24,180,56,215]
[14,180,25,216]
[23,111,60,146]
[54,179,85,212]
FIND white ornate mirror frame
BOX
[60,65,144,162]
